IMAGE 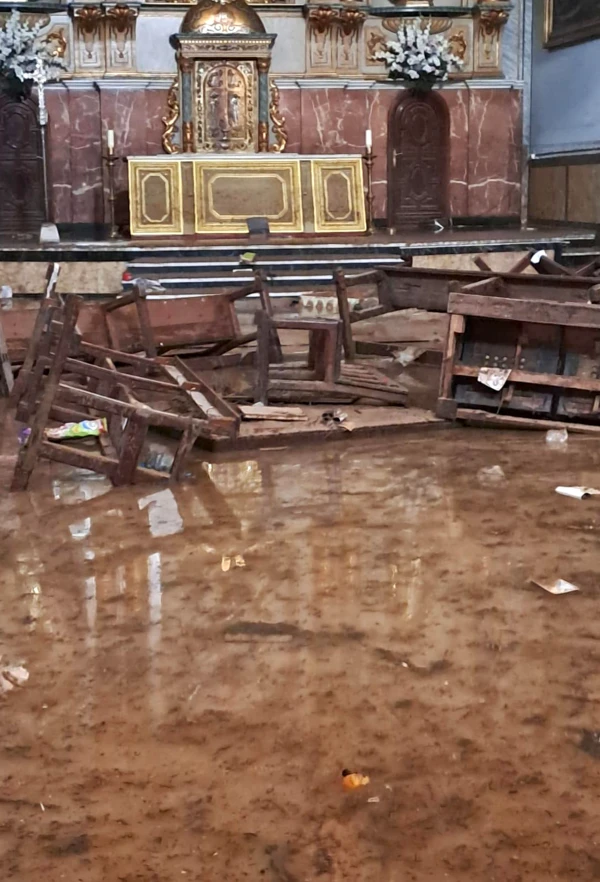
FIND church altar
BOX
[126,0,366,237]
[128,154,365,236]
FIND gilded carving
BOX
[365,27,387,65]
[337,9,364,69]
[44,28,68,60]
[197,60,256,151]
[268,81,287,154]
[105,4,138,68]
[382,16,451,34]
[258,120,268,152]
[182,121,194,152]
[162,79,181,155]
[72,6,105,68]
[307,6,364,73]
[448,30,467,61]
[477,8,508,69]
[307,6,337,33]
[73,6,103,35]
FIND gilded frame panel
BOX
[310,158,366,235]
[544,0,600,48]
[129,160,184,236]
[193,159,303,234]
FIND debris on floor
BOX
[341,770,370,791]
[0,664,29,693]
[530,578,579,595]
[555,485,600,500]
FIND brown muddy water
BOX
[1,429,600,881]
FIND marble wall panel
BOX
[46,86,73,225]
[45,81,522,227]
[445,89,469,217]
[294,85,521,220]
[466,88,522,216]
[67,86,104,225]
[277,89,302,154]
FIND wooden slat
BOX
[452,363,600,393]
[334,268,356,361]
[455,407,600,434]
[439,314,465,401]
[448,293,600,329]
[11,295,82,492]
[0,312,14,395]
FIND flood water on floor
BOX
[2,428,600,881]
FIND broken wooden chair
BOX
[333,268,397,360]
[254,310,406,407]
[11,294,239,491]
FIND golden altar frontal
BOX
[128,154,366,236]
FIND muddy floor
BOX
[2,429,600,881]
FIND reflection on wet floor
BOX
[2,429,600,880]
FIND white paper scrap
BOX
[555,486,600,500]
[530,578,579,595]
[477,367,511,392]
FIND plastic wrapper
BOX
[45,419,108,441]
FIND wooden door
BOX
[0,93,45,237]
[388,91,449,228]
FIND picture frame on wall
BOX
[545,0,600,49]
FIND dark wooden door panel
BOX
[388,92,449,228]
[0,94,44,235]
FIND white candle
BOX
[107,129,115,152]
[365,129,372,151]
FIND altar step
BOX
[124,249,405,294]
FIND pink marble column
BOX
[67,86,104,225]
[46,85,73,225]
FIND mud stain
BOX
[1,428,600,881]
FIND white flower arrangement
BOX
[375,20,463,89]
[0,10,65,89]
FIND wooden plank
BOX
[268,378,406,404]
[343,269,383,288]
[112,413,149,486]
[439,313,466,401]
[535,255,572,276]
[255,310,270,405]
[40,439,169,481]
[0,313,14,395]
[456,277,506,297]
[452,364,600,393]
[334,269,356,362]
[168,357,240,430]
[507,250,535,274]
[170,423,199,480]
[38,356,180,395]
[11,295,82,492]
[239,405,307,421]
[349,305,391,323]
[448,293,600,329]
[473,256,493,273]
[455,407,600,434]
[57,383,205,431]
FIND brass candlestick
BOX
[363,148,375,235]
[104,148,119,239]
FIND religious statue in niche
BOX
[545,0,600,48]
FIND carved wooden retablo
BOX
[165,0,286,154]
